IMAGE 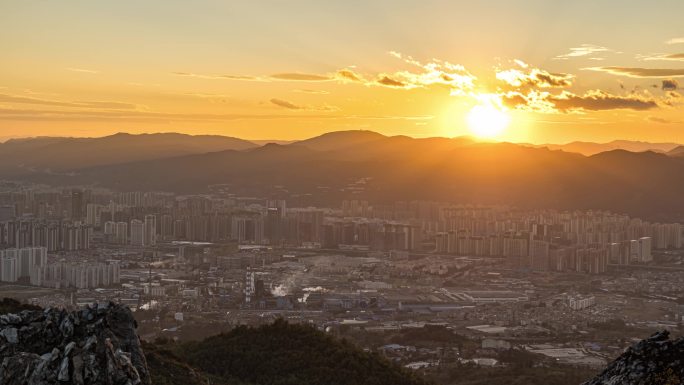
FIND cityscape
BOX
[1,180,684,382]
[2,1,684,384]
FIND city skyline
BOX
[2,1,684,144]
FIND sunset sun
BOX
[466,104,510,139]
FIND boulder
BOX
[0,302,150,385]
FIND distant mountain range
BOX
[0,132,256,176]
[539,140,681,156]
[4,130,684,221]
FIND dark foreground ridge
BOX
[0,302,150,385]
[583,331,684,385]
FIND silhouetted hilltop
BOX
[152,319,431,385]
[542,140,680,156]
[5,131,684,221]
[667,145,684,157]
[292,130,388,151]
[0,132,256,175]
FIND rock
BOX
[1,327,18,344]
[583,330,684,385]
[0,302,150,385]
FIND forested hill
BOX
[149,319,432,385]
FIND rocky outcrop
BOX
[583,330,684,385]
[0,302,150,385]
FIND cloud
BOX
[173,71,334,82]
[496,65,574,88]
[550,90,658,111]
[647,116,681,124]
[269,98,338,111]
[0,106,427,123]
[171,53,475,95]
[555,44,611,59]
[0,93,139,110]
[376,75,407,88]
[662,79,679,91]
[66,67,99,74]
[292,89,330,95]
[270,98,302,110]
[639,53,684,61]
[172,72,265,81]
[269,73,331,81]
[666,37,684,45]
[334,69,364,82]
[380,53,476,93]
[587,67,684,78]
[501,90,659,112]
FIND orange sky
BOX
[1,1,683,143]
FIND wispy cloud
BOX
[555,44,611,60]
[647,116,682,124]
[172,72,266,81]
[270,98,338,111]
[0,93,140,110]
[666,37,684,45]
[587,66,684,78]
[172,52,476,95]
[292,89,330,95]
[638,53,684,61]
[66,67,99,74]
[0,106,428,123]
[269,73,331,81]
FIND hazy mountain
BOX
[292,130,388,151]
[667,145,684,157]
[0,132,256,175]
[15,132,684,221]
[540,140,681,156]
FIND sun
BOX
[466,104,510,139]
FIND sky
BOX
[1,0,683,144]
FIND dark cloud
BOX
[269,73,331,81]
[662,79,679,91]
[550,91,658,111]
[647,116,675,124]
[501,90,659,112]
[270,98,303,110]
[588,67,684,78]
[335,69,364,82]
[376,75,407,88]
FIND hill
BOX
[5,130,684,221]
[152,319,431,385]
[542,140,680,156]
[0,132,256,175]
[0,300,429,385]
[667,145,684,157]
[22,137,684,221]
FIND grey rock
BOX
[583,330,684,385]
[0,302,150,385]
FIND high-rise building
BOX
[71,189,84,220]
[143,214,157,246]
[130,219,144,246]
[85,204,102,226]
